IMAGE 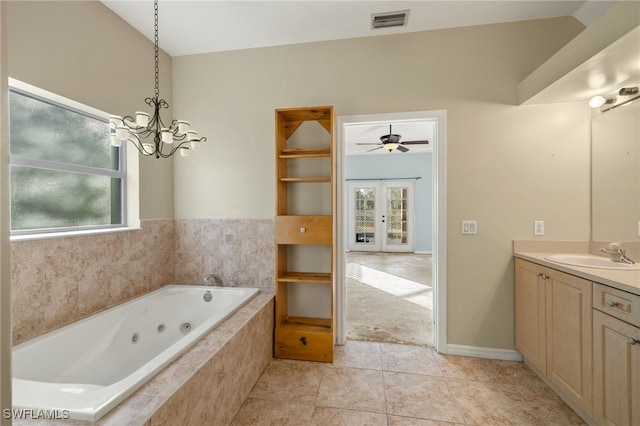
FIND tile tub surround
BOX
[174,219,275,288]
[11,218,275,344]
[11,219,175,344]
[13,290,274,426]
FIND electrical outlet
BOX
[461,220,477,235]
[534,220,544,236]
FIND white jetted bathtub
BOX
[13,285,260,422]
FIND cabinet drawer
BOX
[275,326,333,362]
[276,216,332,245]
[593,283,640,327]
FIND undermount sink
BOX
[545,254,640,271]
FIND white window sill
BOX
[10,225,142,242]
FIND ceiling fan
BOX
[356,124,429,152]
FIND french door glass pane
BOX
[354,188,375,244]
[386,187,408,245]
[11,166,122,231]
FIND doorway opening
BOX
[336,110,447,352]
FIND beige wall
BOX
[172,17,590,349]
[6,0,174,219]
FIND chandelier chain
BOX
[154,0,159,99]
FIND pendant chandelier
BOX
[109,0,206,158]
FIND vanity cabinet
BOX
[515,259,593,417]
[515,259,548,373]
[592,283,640,426]
[274,106,335,363]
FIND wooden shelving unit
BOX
[274,106,335,363]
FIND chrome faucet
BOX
[600,244,635,264]
[203,274,224,287]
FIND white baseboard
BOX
[445,344,523,361]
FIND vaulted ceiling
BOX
[101,1,614,57]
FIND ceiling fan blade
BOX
[396,145,410,153]
[400,140,429,145]
[367,146,383,152]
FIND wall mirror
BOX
[591,100,640,243]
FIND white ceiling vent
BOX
[371,10,410,29]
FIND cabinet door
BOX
[546,270,592,416]
[593,310,640,426]
[515,259,546,373]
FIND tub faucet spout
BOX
[204,274,224,287]
[600,244,635,264]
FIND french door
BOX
[348,181,414,252]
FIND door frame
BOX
[347,180,415,252]
[335,110,447,353]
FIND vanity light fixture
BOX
[618,87,639,96]
[109,0,206,158]
[588,95,616,109]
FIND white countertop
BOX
[514,251,640,296]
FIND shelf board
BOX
[280,177,331,183]
[279,148,331,158]
[280,316,332,332]
[276,107,332,122]
[278,272,332,284]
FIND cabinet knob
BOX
[300,227,306,233]
[630,338,638,346]
[300,336,307,346]
[607,300,619,308]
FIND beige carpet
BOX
[346,252,434,347]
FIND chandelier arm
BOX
[159,140,193,158]
[125,135,154,157]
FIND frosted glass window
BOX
[9,82,126,234]
[9,91,117,170]
[11,166,121,230]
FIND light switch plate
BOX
[462,220,477,235]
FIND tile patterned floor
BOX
[231,341,587,426]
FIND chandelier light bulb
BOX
[177,120,190,134]
[161,128,173,144]
[190,139,201,150]
[110,134,121,147]
[135,112,150,127]
[109,115,124,127]
[179,147,190,157]
[142,142,155,154]
[115,126,129,141]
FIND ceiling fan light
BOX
[385,142,399,151]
